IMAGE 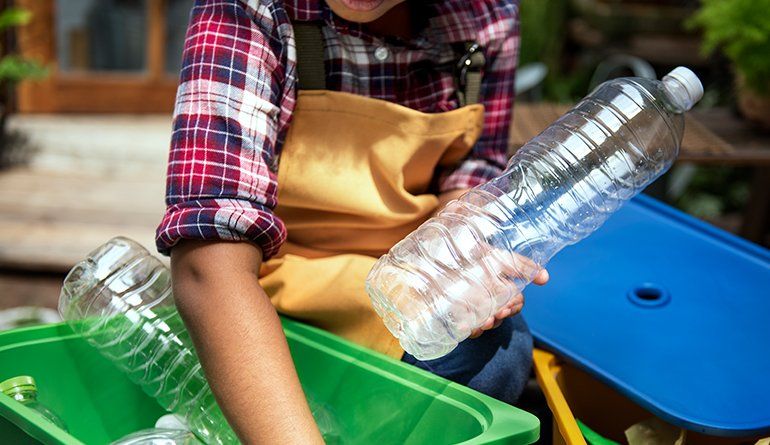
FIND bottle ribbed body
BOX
[367,75,693,360]
[59,237,238,445]
[60,237,342,444]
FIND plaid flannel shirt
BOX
[156,0,520,258]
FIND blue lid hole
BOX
[628,283,670,308]
[635,286,662,301]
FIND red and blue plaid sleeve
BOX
[156,0,295,259]
[438,1,519,192]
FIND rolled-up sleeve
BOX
[156,0,294,259]
[438,2,519,192]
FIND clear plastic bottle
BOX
[0,376,67,430]
[366,67,704,360]
[59,237,236,444]
[59,237,341,445]
[111,428,202,445]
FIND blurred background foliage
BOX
[0,8,46,83]
[517,0,766,235]
[0,7,46,97]
[688,0,770,95]
[518,0,588,103]
[673,166,750,219]
[0,6,47,168]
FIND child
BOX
[157,0,549,442]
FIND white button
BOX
[374,46,390,61]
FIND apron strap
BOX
[293,22,327,90]
[453,42,486,106]
[291,22,485,105]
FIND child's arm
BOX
[155,3,316,439]
[171,240,324,444]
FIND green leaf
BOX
[0,55,48,83]
[688,0,770,93]
[0,8,32,31]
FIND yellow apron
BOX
[260,90,483,358]
[258,23,486,358]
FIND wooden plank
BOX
[20,76,178,114]
[0,272,64,310]
[0,168,164,213]
[669,150,770,165]
[509,103,570,152]
[0,218,163,273]
[0,167,166,272]
[684,109,770,165]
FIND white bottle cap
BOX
[155,413,189,430]
[665,67,704,108]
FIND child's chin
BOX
[339,0,385,12]
[327,0,390,23]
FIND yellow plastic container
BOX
[532,349,763,445]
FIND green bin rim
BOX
[0,320,539,445]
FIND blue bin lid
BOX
[523,194,770,437]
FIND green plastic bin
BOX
[0,318,539,444]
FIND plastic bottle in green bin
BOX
[111,428,202,445]
[0,376,67,430]
[58,237,341,445]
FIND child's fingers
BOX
[470,316,496,337]
[504,293,524,309]
[480,316,496,331]
[496,293,523,317]
[472,315,505,338]
[501,252,540,280]
[469,290,530,339]
[533,268,550,285]
[494,306,512,320]
[493,251,547,286]
[498,300,523,319]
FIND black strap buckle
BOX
[456,42,484,89]
[453,42,485,106]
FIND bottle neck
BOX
[3,387,38,403]
[662,75,695,113]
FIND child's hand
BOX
[469,268,549,338]
[435,189,550,338]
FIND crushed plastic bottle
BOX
[59,237,343,444]
[366,67,704,360]
[308,396,342,445]
[0,376,67,431]
[111,428,201,445]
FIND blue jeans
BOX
[401,314,533,405]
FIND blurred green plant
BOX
[0,7,46,84]
[674,166,750,219]
[0,54,46,83]
[688,0,770,95]
[519,0,567,70]
[0,7,47,168]
[519,0,594,102]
